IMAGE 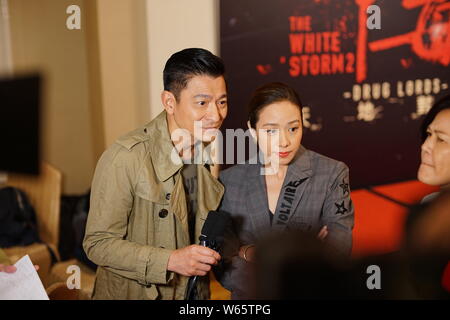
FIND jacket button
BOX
[159,209,168,218]
[165,193,171,200]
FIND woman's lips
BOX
[278,151,291,158]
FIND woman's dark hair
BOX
[248,82,303,128]
[421,94,450,142]
[163,48,225,101]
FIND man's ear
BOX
[247,121,257,142]
[161,90,176,115]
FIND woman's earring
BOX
[247,121,257,142]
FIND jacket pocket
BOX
[135,165,172,205]
[92,268,128,300]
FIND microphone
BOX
[185,210,229,300]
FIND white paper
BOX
[0,255,49,300]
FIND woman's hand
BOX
[238,226,327,263]
[317,226,328,241]
[238,244,255,263]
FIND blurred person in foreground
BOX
[405,190,450,299]
[250,189,450,300]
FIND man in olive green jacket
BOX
[83,48,228,300]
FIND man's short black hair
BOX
[163,48,225,101]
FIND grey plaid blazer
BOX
[215,146,354,298]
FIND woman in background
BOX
[215,82,354,299]
[417,94,450,202]
[403,94,450,299]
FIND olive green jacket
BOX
[83,111,224,300]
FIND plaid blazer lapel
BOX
[272,146,313,232]
[245,163,271,239]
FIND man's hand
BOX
[0,264,39,273]
[167,245,221,277]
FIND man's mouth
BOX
[202,125,220,131]
[420,162,434,167]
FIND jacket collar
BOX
[247,145,313,180]
[286,145,313,180]
[245,145,313,235]
[147,111,219,182]
[147,111,224,218]
[147,111,184,182]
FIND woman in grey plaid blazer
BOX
[215,82,354,299]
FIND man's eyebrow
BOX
[194,94,212,99]
[193,94,227,100]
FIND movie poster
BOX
[220,0,449,188]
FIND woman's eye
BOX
[289,127,299,133]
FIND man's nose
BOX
[206,103,221,123]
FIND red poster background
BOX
[220,0,450,188]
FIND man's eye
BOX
[218,100,227,107]
[437,136,445,143]
[197,101,207,106]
